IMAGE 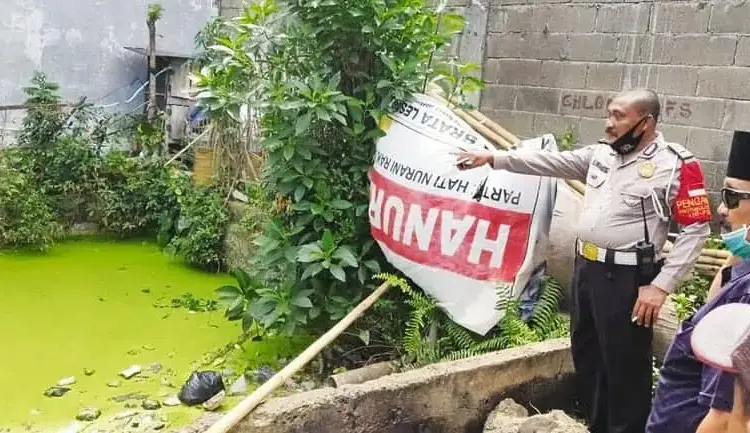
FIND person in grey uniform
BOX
[455,89,713,433]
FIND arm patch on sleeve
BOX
[673,160,712,225]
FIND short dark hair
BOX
[627,89,661,123]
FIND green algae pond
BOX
[0,238,308,432]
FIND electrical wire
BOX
[94,66,174,109]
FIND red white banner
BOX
[369,168,530,282]
[368,93,558,335]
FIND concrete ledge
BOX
[186,339,576,433]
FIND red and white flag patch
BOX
[673,160,712,225]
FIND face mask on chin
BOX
[605,116,648,156]
[721,225,750,259]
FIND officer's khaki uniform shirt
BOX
[492,132,711,293]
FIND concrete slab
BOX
[183,339,576,433]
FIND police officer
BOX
[455,89,712,433]
[647,130,750,433]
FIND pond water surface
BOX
[0,238,301,432]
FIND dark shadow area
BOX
[379,373,579,433]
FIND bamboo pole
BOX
[696,256,732,267]
[457,109,515,150]
[202,282,392,433]
[165,126,212,167]
[427,87,519,146]
[695,263,722,274]
[466,107,520,146]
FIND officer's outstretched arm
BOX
[491,145,596,182]
[652,159,713,294]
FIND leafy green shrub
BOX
[93,152,176,238]
[673,271,711,321]
[163,178,230,271]
[704,235,726,251]
[216,267,316,335]
[374,273,568,369]
[13,73,102,226]
[22,136,101,225]
[197,0,471,338]
[18,73,67,149]
[240,181,275,235]
[0,155,61,250]
[1,72,232,273]
[556,127,577,151]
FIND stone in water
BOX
[57,376,76,387]
[107,380,121,388]
[75,407,101,422]
[141,415,167,431]
[110,410,138,421]
[162,395,181,407]
[44,386,70,398]
[228,376,248,396]
[142,399,161,410]
[84,368,95,376]
[254,365,276,383]
[111,392,149,403]
[300,380,316,391]
[120,365,142,379]
[147,362,163,373]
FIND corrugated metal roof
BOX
[124,46,195,59]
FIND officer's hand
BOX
[632,285,668,328]
[453,151,492,170]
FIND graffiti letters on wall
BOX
[560,92,693,121]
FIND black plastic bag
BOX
[178,371,225,406]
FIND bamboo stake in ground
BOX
[202,282,392,433]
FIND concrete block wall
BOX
[476,0,750,206]
[219,0,245,18]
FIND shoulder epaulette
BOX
[666,142,694,160]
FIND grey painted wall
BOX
[0,0,217,110]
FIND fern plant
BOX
[376,273,570,369]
